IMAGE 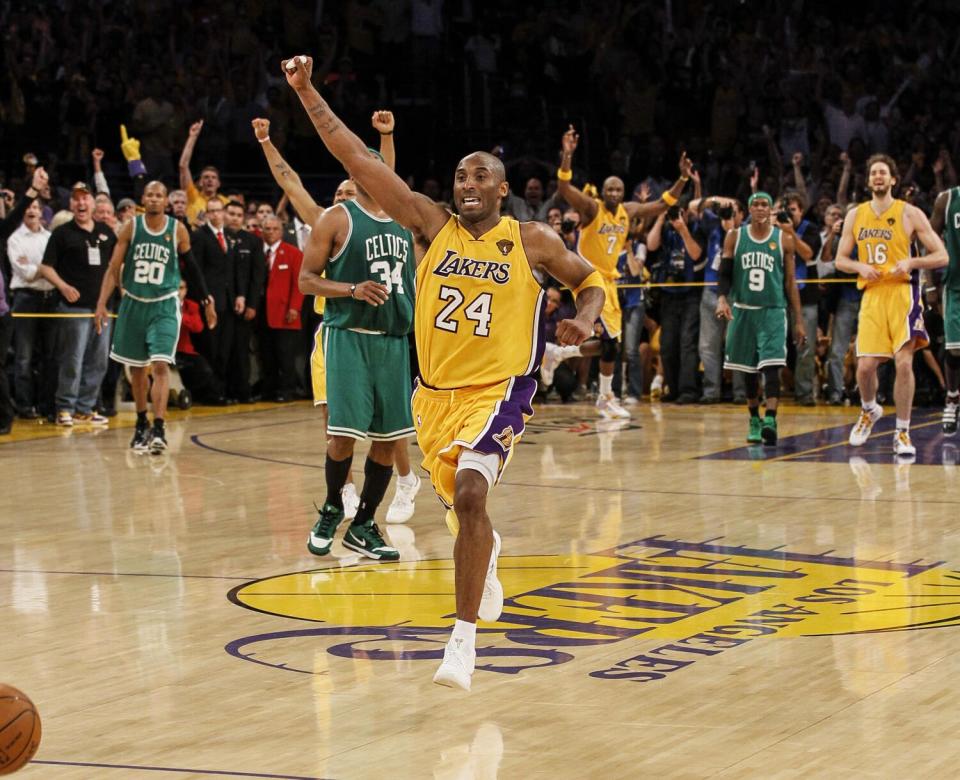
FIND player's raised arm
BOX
[520,221,604,345]
[252,117,322,227]
[283,55,447,245]
[556,125,598,225]
[624,152,692,220]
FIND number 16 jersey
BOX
[415,215,545,388]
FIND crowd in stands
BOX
[2,0,959,435]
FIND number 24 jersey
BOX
[415,215,545,388]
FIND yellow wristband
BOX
[661,191,678,206]
[572,270,605,298]
[557,168,573,182]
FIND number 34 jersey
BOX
[122,215,180,301]
[731,225,785,308]
[323,199,416,335]
[416,215,545,389]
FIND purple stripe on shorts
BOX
[473,376,538,458]
[909,272,928,343]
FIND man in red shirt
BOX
[259,214,304,401]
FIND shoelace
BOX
[896,431,912,446]
[855,411,873,431]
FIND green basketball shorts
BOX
[324,327,414,440]
[110,295,181,367]
[723,305,787,373]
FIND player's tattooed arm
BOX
[521,221,603,345]
[284,55,448,247]
[782,231,806,346]
[252,118,322,226]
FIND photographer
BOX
[777,192,821,404]
[818,203,860,404]
[694,197,743,403]
[647,204,707,403]
[560,209,579,252]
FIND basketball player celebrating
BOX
[284,55,604,691]
[715,192,805,445]
[551,125,690,418]
[95,181,197,452]
[836,155,947,456]
[253,115,422,527]
[931,186,960,435]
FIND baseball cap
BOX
[23,153,39,166]
[117,198,137,211]
[71,181,92,195]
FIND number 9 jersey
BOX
[415,215,545,388]
[852,199,912,289]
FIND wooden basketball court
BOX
[3,400,960,778]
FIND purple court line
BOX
[0,568,254,581]
[190,421,960,507]
[32,760,327,779]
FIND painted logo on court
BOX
[226,536,960,681]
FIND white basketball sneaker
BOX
[341,483,360,520]
[386,474,421,523]
[540,343,563,387]
[597,393,631,419]
[848,405,882,446]
[478,530,503,622]
[893,429,916,457]
[433,636,476,691]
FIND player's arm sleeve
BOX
[180,247,210,302]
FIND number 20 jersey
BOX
[122,215,180,301]
[415,215,545,388]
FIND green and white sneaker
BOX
[307,503,345,556]
[747,416,762,443]
[342,521,400,561]
[761,415,778,446]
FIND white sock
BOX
[896,418,910,431]
[451,619,476,650]
[862,399,878,413]
[397,471,417,486]
[947,392,959,404]
[599,373,613,397]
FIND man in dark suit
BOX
[225,200,265,402]
[191,197,234,384]
[259,214,304,401]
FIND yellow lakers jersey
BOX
[416,216,544,388]
[576,202,628,278]
[852,199,912,289]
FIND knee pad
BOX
[946,351,960,369]
[600,338,620,362]
[762,366,781,398]
[456,449,500,492]
[744,372,759,398]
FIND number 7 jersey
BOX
[416,215,545,388]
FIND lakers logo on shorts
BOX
[492,425,515,451]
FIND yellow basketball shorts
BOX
[856,279,928,358]
[411,376,537,508]
[311,323,326,405]
[598,276,622,340]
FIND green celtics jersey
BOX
[944,187,960,290]
[731,224,785,308]
[122,215,180,301]
[323,199,415,335]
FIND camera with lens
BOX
[717,205,734,220]
[666,205,681,221]
[776,209,792,224]
[560,218,577,234]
